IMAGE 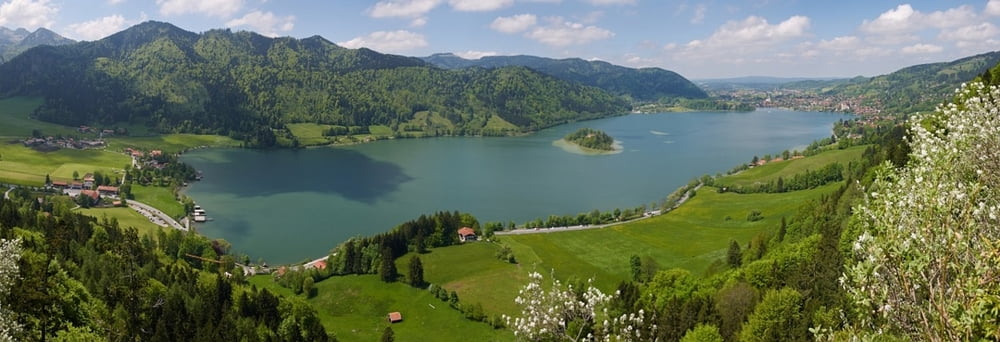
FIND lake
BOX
[181,109,849,264]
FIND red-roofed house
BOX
[387,312,402,323]
[83,173,95,188]
[79,190,100,205]
[458,227,477,242]
[51,181,68,188]
[97,185,119,196]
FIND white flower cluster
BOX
[0,238,21,342]
[504,271,650,341]
[841,82,1000,340]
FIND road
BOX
[2,186,12,200]
[127,200,188,231]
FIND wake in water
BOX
[650,130,669,136]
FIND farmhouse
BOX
[458,227,477,242]
[51,181,68,188]
[78,190,100,205]
[387,312,402,323]
[83,174,95,188]
[97,185,120,196]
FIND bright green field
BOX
[0,97,80,138]
[77,207,167,237]
[717,145,867,187]
[249,275,511,342]
[484,115,518,131]
[130,185,185,218]
[502,183,844,290]
[0,143,129,186]
[107,134,239,154]
[396,243,528,316]
[286,123,335,146]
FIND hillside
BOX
[0,22,628,147]
[788,50,1000,113]
[0,26,74,62]
[422,53,708,101]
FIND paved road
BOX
[127,200,188,231]
[3,186,12,200]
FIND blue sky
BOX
[1,0,1000,78]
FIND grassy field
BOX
[131,185,186,218]
[0,143,130,186]
[484,115,518,131]
[106,134,240,153]
[0,97,80,138]
[286,123,335,146]
[249,275,511,342]
[716,145,867,187]
[501,183,843,289]
[77,207,167,237]
[396,243,528,316]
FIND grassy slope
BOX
[76,207,168,237]
[130,185,185,218]
[396,243,528,316]
[0,143,130,186]
[0,97,79,137]
[502,183,842,290]
[717,145,866,187]
[249,275,511,342]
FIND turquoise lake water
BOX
[181,109,850,264]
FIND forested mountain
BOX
[421,53,708,101]
[785,50,1000,113]
[0,21,627,146]
[0,27,74,62]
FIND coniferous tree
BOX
[727,240,742,267]
[408,255,424,288]
[379,248,397,283]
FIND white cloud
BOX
[225,11,294,37]
[859,4,920,34]
[690,4,706,24]
[901,43,943,54]
[939,23,1000,42]
[816,36,859,51]
[410,17,428,27]
[448,0,512,11]
[455,50,497,59]
[338,30,428,53]
[490,14,537,33]
[525,17,614,47]
[369,0,440,18]
[67,14,126,41]
[0,0,57,30]
[861,4,976,34]
[107,0,125,4]
[989,0,1000,16]
[586,0,635,5]
[156,0,244,17]
[697,15,810,47]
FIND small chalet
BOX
[70,181,84,190]
[387,312,403,323]
[51,181,68,188]
[307,260,328,271]
[79,190,100,204]
[97,185,119,196]
[83,173,95,188]
[458,227,477,242]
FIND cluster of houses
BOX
[22,136,105,150]
[126,148,169,170]
[50,173,121,206]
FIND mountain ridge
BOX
[0,26,74,62]
[421,52,708,101]
[0,21,628,147]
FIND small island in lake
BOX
[555,128,622,155]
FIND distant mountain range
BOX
[0,26,74,62]
[0,21,628,146]
[421,53,708,101]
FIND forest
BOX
[564,128,615,151]
[0,22,630,147]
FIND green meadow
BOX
[130,185,186,218]
[249,275,511,342]
[0,143,130,186]
[717,145,866,187]
[77,207,168,237]
[0,97,80,138]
